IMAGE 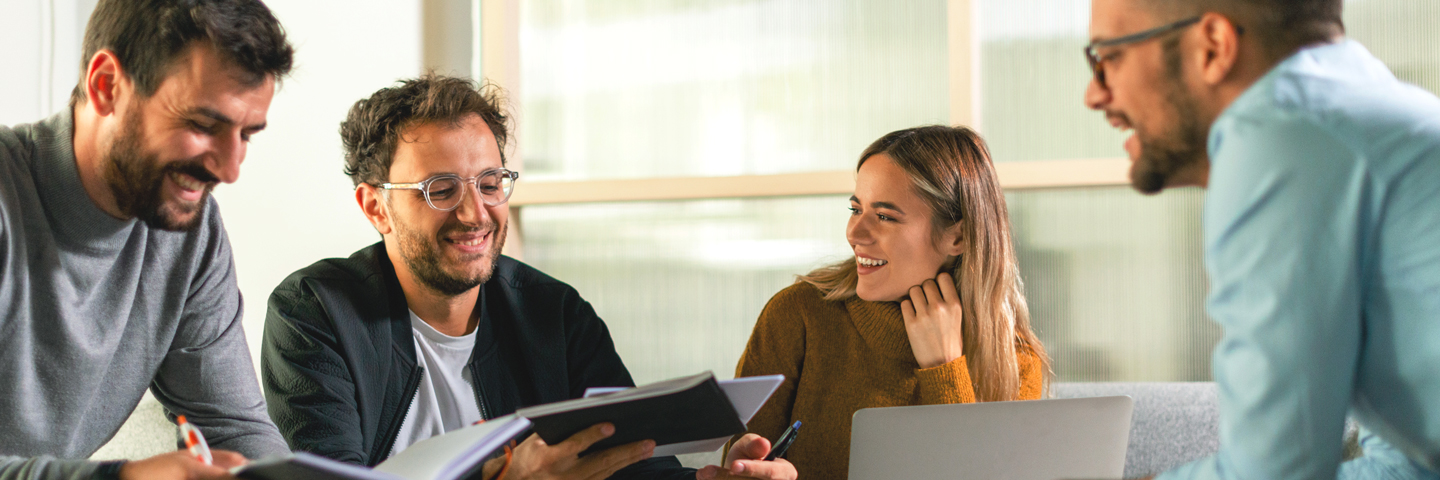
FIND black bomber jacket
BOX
[260,242,693,479]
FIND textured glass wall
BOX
[521,196,852,385]
[521,187,1213,386]
[519,0,949,180]
[977,0,1125,162]
[1008,187,1214,382]
[1345,0,1440,95]
[977,0,1440,163]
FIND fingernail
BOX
[601,424,615,436]
[732,461,746,474]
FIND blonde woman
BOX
[727,126,1051,479]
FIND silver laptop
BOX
[848,396,1133,480]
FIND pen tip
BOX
[792,421,801,429]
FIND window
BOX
[487,0,1440,392]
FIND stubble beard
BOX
[1130,39,1210,195]
[395,213,507,298]
[104,108,217,231]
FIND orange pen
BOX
[177,415,213,465]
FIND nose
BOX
[453,181,492,225]
[846,214,873,247]
[1084,77,1112,111]
[206,130,244,184]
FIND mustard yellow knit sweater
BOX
[732,282,1044,480]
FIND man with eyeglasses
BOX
[1083,0,1440,479]
[260,75,794,480]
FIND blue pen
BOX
[764,421,801,461]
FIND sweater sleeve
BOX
[1017,347,1045,400]
[729,285,809,454]
[0,457,98,480]
[915,356,977,404]
[151,223,290,459]
[916,346,1046,404]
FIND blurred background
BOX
[3,0,1438,465]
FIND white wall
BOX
[1,0,429,370]
[214,0,425,368]
[0,0,86,126]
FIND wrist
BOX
[94,460,127,480]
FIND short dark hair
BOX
[1155,0,1343,58]
[341,74,511,187]
[71,0,294,108]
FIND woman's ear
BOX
[355,184,394,235]
[941,221,966,257]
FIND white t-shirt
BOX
[387,310,484,458]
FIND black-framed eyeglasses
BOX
[1083,16,1204,89]
[379,168,520,211]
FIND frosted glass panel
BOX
[978,0,1126,162]
[520,196,853,385]
[1346,0,1440,95]
[520,188,1214,388]
[1008,187,1215,382]
[977,0,1440,162]
[519,0,948,180]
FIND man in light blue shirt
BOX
[1083,0,1440,478]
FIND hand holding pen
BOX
[106,416,249,480]
[696,422,800,480]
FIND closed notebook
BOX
[584,374,784,456]
[517,371,748,456]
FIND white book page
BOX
[373,414,531,480]
[234,452,403,480]
[583,374,785,456]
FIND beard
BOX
[393,213,507,297]
[104,108,218,231]
[1129,39,1210,195]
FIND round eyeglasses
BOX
[380,169,520,211]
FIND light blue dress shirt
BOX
[1159,40,1440,480]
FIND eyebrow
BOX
[192,107,267,132]
[849,196,906,214]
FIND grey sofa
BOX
[1053,382,1360,478]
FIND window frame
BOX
[475,0,1129,255]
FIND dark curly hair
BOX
[341,74,511,187]
[71,0,294,108]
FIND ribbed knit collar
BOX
[34,110,138,251]
[843,296,918,364]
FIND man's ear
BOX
[84,50,127,116]
[1195,12,1242,86]
[941,221,967,257]
[355,184,394,235]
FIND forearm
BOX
[0,456,101,480]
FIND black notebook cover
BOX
[519,372,746,456]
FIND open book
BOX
[234,414,530,480]
[233,371,781,479]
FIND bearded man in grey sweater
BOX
[0,1,296,479]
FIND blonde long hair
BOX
[800,125,1051,401]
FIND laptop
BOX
[848,396,1133,480]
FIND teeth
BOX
[453,237,485,247]
[856,256,887,267]
[171,172,206,191]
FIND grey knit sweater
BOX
[0,112,289,479]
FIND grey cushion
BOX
[1053,382,1220,478]
[1053,382,1361,478]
